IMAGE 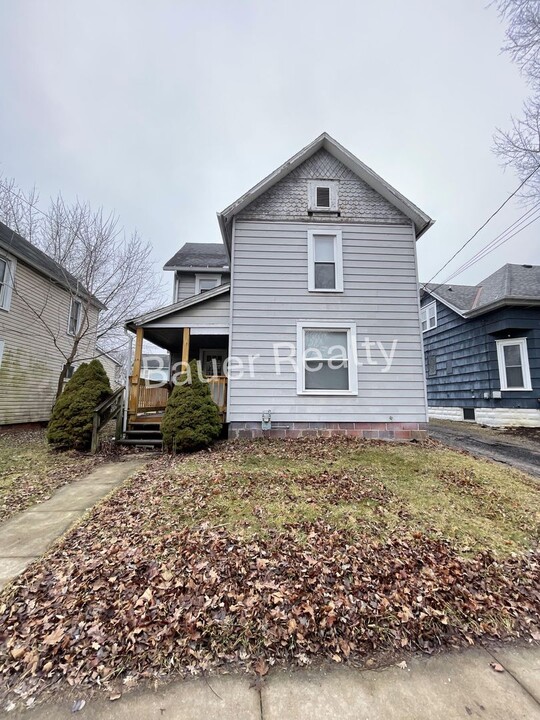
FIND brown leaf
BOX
[490,662,505,673]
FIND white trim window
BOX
[307,229,343,292]
[307,180,339,211]
[0,339,4,368]
[421,301,437,332]
[496,337,532,391]
[0,254,15,311]
[297,322,358,395]
[195,273,222,294]
[68,298,83,336]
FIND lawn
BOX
[0,437,539,706]
[0,428,102,523]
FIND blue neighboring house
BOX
[420,264,540,427]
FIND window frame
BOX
[296,321,358,396]
[67,297,83,336]
[0,339,4,369]
[195,273,222,294]
[307,228,344,293]
[496,337,532,391]
[0,253,16,312]
[421,301,437,332]
[307,180,339,212]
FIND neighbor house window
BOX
[296,322,357,395]
[65,363,75,380]
[68,298,82,335]
[426,352,437,377]
[0,254,15,311]
[195,274,221,294]
[307,180,339,211]
[496,337,532,391]
[0,339,4,369]
[421,302,437,332]
[307,229,343,292]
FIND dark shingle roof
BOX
[0,220,104,309]
[423,263,540,316]
[164,242,229,270]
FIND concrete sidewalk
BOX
[0,458,144,591]
[6,645,539,719]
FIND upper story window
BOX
[308,180,339,212]
[195,274,221,294]
[297,322,358,395]
[68,298,83,336]
[0,254,15,311]
[307,229,343,292]
[496,337,532,391]
[421,301,437,332]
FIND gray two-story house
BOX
[125,133,433,440]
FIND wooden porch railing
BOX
[131,376,227,417]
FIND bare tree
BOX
[0,176,165,397]
[493,0,540,200]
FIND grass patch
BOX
[163,438,540,554]
[0,428,100,523]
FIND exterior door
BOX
[201,349,227,376]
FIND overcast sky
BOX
[0,0,536,292]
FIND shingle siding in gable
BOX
[237,149,409,225]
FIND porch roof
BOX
[125,283,230,329]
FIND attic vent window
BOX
[316,186,330,208]
[308,180,338,212]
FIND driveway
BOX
[429,419,540,480]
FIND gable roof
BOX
[0,220,105,310]
[423,264,540,318]
[163,242,229,271]
[217,132,434,248]
[125,282,230,329]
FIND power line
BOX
[437,201,540,286]
[421,165,540,293]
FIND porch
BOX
[127,325,229,426]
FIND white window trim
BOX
[496,337,532,391]
[67,297,83,336]
[421,301,437,332]
[296,321,358,396]
[0,252,16,312]
[307,228,343,293]
[195,273,222,294]
[307,180,339,211]
[0,339,4,368]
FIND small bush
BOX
[161,360,222,452]
[47,360,112,451]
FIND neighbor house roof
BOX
[422,264,540,318]
[163,242,229,271]
[0,220,105,310]
[217,132,434,249]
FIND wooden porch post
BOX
[182,327,190,367]
[128,327,144,417]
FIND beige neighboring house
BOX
[0,220,104,425]
[95,347,124,389]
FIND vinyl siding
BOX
[175,272,230,302]
[421,298,540,409]
[228,220,427,423]
[148,292,230,328]
[0,261,99,424]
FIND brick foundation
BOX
[228,421,428,441]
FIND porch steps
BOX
[119,421,163,450]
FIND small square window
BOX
[308,181,338,212]
[195,274,221,294]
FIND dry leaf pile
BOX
[0,439,539,705]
